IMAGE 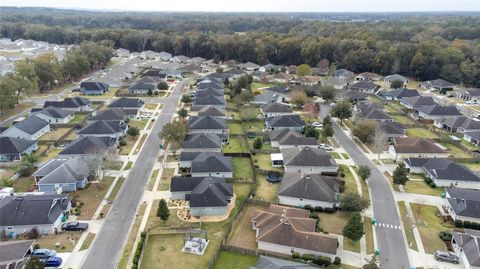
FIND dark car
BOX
[44,256,62,267]
[61,221,89,231]
[434,251,459,264]
[32,249,56,259]
[246,132,256,139]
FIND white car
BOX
[319,143,334,151]
[312,122,323,128]
[329,102,336,107]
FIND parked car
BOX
[72,88,81,93]
[434,251,459,264]
[246,132,256,139]
[329,102,336,107]
[44,256,62,267]
[32,249,56,259]
[312,122,323,128]
[61,221,89,231]
[319,143,334,151]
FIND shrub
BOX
[334,256,341,265]
[323,207,335,213]
[454,219,464,228]
[26,228,39,239]
[302,254,316,261]
[304,205,314,212]
[439,231,452,241]
[292,252,300,259]
[312,256,331,266]
[314,206,324,212]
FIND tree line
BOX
[0,41,113,111]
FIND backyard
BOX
[241,120,265,133]
[406,128,438,139]
[232,157,254,179]
[252,153,283,172]
[239,105,260,119]
[253,174,279,203]
[212,251,258,269]
[223,136,249,153]
[38,128,72,141]
[69,114,88,124]
[227,122,244,135]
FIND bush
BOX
[334,256,341,265]
[454,219,464,228]
[312,256,331,266]
[439,231,452,241]
[292,252,300,259]
[314,206,324,212]
[323,207,335,213]
[304,205,314,212]
[26,228,39,239]
[301,254,316,261]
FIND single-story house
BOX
[389,137,449,160]
[270,72,290,84]
[172,55,190,63]
[237,62,260,71]
[348,81,380,93]
[261,103,292,118]
[188,116,227,135]
[400,96,437,109]
[59,136,117,159]
[404,158,480,189]
[278,173,340,209]
[281,147,338,174]
[353,102,392,122]
[451,230,480,269]
[251,204,337,261]
[251,255,318,269]
[196,88,224,98]
[0,137,38,162]
[421,79,456,92]
[197,105,226,117]
[323,77,348,90]
[335,69,354,80]
[265,115,305,131]
[170,176,233,216]
[259,63,281,73]
[377,121,407,138]
[0,116,50,140]
[108,97,145,110]
[128,81,157,95]
[33,106,73,124]
[434,116,480,133]
[414,105,462,121]
[179,152,233,178]
[79,81,109,95]
[191,95,226,111]
[0,194,72,235]
[342,90,369,103]
[457,88,480,104]
[276,131,318,149]
[355,72,382,81]
[78,120,127,139]
[182,133,223,152]
[158,51,172,61]
[44,97,91,112]
[463,131,480,147]
[0,240,35,269]
[388,88,420,100]
[252,91,282,105]
[445,188,480,223]
[384,74,408,87]
[265,85,290,96]
[88,108,129,123]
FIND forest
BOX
[1,7,479,87]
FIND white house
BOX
[0,116,50,140]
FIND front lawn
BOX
[398,201,418,251]
[339,165,358,194]
[158,168,175,191]
[128,119,149,130]
[34,231,83,252]
[69,114,87,124]
[144,103,158,110]
[212,251,258,269]
[71,176,115,220]
[406,128,438,139]
[232,157,254,179]
[403,179,444,197]
[318,211,361,252]
[223,136,249,153]
[80,232,96,251]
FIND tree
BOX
[331,100,352,122]
[352,120,375,143]
[302,102,319,121]
[147,89,153,96]
[158,120,189,155]
[157,199,170,222]
[233,90,254,104]
[393,163,409,185]
[390,80,404,89]
[342,212,364,242]
[362,256,379,269]
[340,192,369,212]
[304,125,320,139]
[357,165,371,181]
[321,123,334,139]
[157,81,169,91]
[127,126,140,138]
[177,108,188,118]
[14,60,39,103]
[319,86,336,102]
[297,64,312,77]
[323,115,332,126]
[26,257,45,269]
[291,90,308,107]
[253,137,263,149]
[17,153,38,177]
[181,94,192,103]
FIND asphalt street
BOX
[320,104,411,269]
[80,79,189,269]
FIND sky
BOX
[2,0,479,12]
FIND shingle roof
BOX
[170,176,233,207]
[268,129,292,142]
[80,81,109,91]
[11,116,48,135]
[108,98,145,108]
[427,79,456,88]
[189,116,227,130]
[262,103,292,114]
[78,120,126,135]
[335,68,354,78]
[452,231,480,266]
[128,81,156,91]
[424,159,480,183]
[182,133,222,150]
[0,195,71,226]
[266,115,305,128]
[265,85,290,94]
[378,121,406,135]
[193,95,226,106]
[44,97,91,109]
[37,106,73,119]
[278,131,318,146]
[196,88,224,97]
[89,108,127,121]
[279,173,340,203]
[253,255,318,269]
[439,116,480,130]
[390,88,420,99]
[385,74,408,83]
[0,137,36,154]
[401,96,437,107]
[34,158,92,185]
[447,189,480,219]
[197,106,226,117]
[60,136,115,155]
[191,153,232,173]
[393,137,446,154]
[282,147,337,167]
[0,240,34,267]
[416,105,462,116]
[254,91,281,103]
[349,81,379,91]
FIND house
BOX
[191,96,226,111]
[291,77,321,87]
[265,115,305,131]
[79,81,109,95]
[182,133,223,152]
[265,85,290,96]
[158,51,173,61]
[323,77,348,90]
[78,120,127,139]
[451,230,480,269]
[88,108,129,123]
[414,105,462,121]
[389,137,449,160]
[0,194,72,235]
[400,96,437,109]
[251,255,318,269]
[259,63,281,73]
[278,173,340,209]
[342,90,369,103]
[33,106,73,124]
[188,116,227,135]
[348,81,380,93]
[0,240,35,269]
[188,57,207,66]
[197,106,227,117]
[286,65,297,75]
[404,158,480,189]
[388,88,420,100]
[335,69,354,80]
[261,103,292,118]
[355,72,382,81]
[251,204,338,261]
[0,137,38,162]
[59,136,116,159]
[276,131,318,149]
[197,79,225,90]
[421,79,457,92]
[464,131,480,147]
[434,116,480,133]
[384,74,408,87]
[238,62,260,71]
[281,147,338,174]
[270,73,290,84]
[181,63,203,74]
[172,55,190,63]
[457,88,480,104]
[353,102,392,122]
[108,97,145,110]
[180,152,233,178]
[33,157,100,192]
[128,81,157,95]
[115,48,130,58]
[141,70,166,80]
[140,50,157,60]
[170,176,233,216]
[196,88,224,97]
[445,188,480,223]
[377,121,407,138]
[44,97,91,112]
[252,91,282,105]
[0,116,49,140]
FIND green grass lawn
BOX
[440,142,473,158]
[317,211,351,235]
[329,152,341,159]
[158,168,175,191]
[384,102,403,113]
[339,165,358,194]
[124,161,133,170]
[69,114,88,124]
[239,105,260,119]
[254,174,280,202]
[411,203,453,254]
[391,114,415,125]
[227,122,244,135]
[252,154,283,172]
[118,204,147,269]
[212,251,258,269]
[364,217,375,254]
[128,119,148,130]
[406,128,439,139]
[223,136,249,153]
[403,179,444,197]
[232,157,254,179]
[12,176,35,192]
[80,233,96,251]
[341,153,350,159]
[398,201,418,251]
[251,82,274,92]
[242,120,265,132]
[148,169,160,191]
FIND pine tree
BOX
[342,212,364,242]
[157,199,170,222]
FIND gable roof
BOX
[385,74,408,82]
[401,96,437,107]
[11,116,48,135]
[128,81,156,91]
[193,95,225,106]
[182,133,222,150]
[60,136,116,155]
[416,105,462,117]
[439,116,480,130]
[390,88,420,99]
[393,137,446,154]
[0,137,36,155]
[44,97,91,109]
[447,188,480,219]
[191,153,232,173]
[278,131,318,146]
[265,85,290,94]
[0,240,34,269]
[170,176,233,207]
[279,173,340,203]
[452,231,480,266]
[197,106,226,117]
[349,81,380,91]
[80,81,109,91]
[37,106,73,119]
[335,68,354,78]
[282,147,337,167]
[426,79,456,88]
[189,116,227,130]
[108,98,145,108]
[262,103,292,114]
[356,72,382,80]
[89,108,127,121]
[266,115,305,128]
[254,91,281,103]
[268,129,293,142]
[253,255,317,269]
[35,157,92,185]
[378,121,406,135]
[78,120,126,135]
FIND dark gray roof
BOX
[128,81,156,91]
[385,74,408,83]
[335,68,354,78]
[189,116,226,130]
[439,116,480,130]
[389,88,420,99]
[378,121,406,135]
[182,133,222,150]
[180,151,221,162]
[448,195,480,218]
[0,240,34,268]
[267,115,305,128]
[268,129,292,141]
[343,90,369,101]
[278,131,318,146]
[262,103,292,114]
[89,108,127,121]
[34,158,92,185]
[416,105,462,116]
[452,231,480,266]
[78,120,126,135]
[80,81,109,91]
[279,173,340,203]
[401,96,437,107]
[44,97,91,109]
[282,147,337,167]
[170,177,233,207]
[193,95,226,106]
[198,106,226,117]
[0,137,36,154]
[191,153,232,173]
[0,195,71,226]
[37,106,73,119]
[349,81,380,91]
[465,131,480,140]
[197,80,224,90]
[108,98,145,108]
[60,136,116,155]
[252,256,317,269]
[12,116,48,135]
[406,158,480,182]
[196,88,224,97]
[254,91,281,103]
[427,79,456,88]
[265,85,290,94]
[356,102,391,121]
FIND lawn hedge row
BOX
[132,231,147,269]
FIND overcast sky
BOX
[2,0,479,12]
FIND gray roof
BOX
[182,133,222,150]
[193,95,226,106]
[128,81,156,91]
[0,137,36,154]
[44,97,91,109]
[406,158,480,182]
[349,81,379,91]
[189,116,226,130]
[197,80,224,90]
[252,256,317,269]
[279,173,340,203]
[426,79,456,88]
[447,188,480,219]
[60,136,116,155]
[80,81,109,91]
[89,108,128,121]
[378,121,406,135]
[0,195,71,226]
[196,88,224,97]
[343,90,369,101]
[335,68,354,78]
[389,88,420,99]
[282,147,337,167]
[37,106,73,119]
[11,116,48,135]
[34,158,92,185]
[401,96,437,107]
[439,116,480,130]
[415,105,462,117]
[385,74,408,83]
[465,131,480,140]
[452,231,480,266]
[267,115,305,128]
[262,103,292,114]
[198,106,226,117]
[278,131,318,146]
[323,77,348,88]
[191,153,232,173]
[265,85,290,95]
[78,120,126,135]
[108,98,145,108]
[268,129,292,142]
[0,240,34,269]
[254,91,281,103]
[356,102,391,121]
[170,176,233,207]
